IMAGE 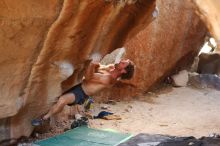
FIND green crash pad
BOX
[35,126,132,146]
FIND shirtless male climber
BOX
[32,59,134,125]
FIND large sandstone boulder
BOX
[99,0,207,99]
[191,0,220,49]
[0,0,156,141]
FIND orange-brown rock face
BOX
[99,0,207,100]
[0,0,156,140]
[0,0,63,140]
[191,0,220,49]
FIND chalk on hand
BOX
[90,52,102,62]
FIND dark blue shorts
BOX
[63,84,89,106]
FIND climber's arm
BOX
[84,62,100,80]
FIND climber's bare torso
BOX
[82,63,117,95]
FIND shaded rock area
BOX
[189,74,220,91]
[118,133,220,146]
[0,0,156,141]
[197,52,220,75]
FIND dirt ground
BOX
[89,85,220,138]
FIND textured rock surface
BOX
[0,0,62,118]
[99,0,207,100]
[0,0,156,141]
[192,0,220,49]
[0,0,63,141]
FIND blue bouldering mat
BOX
[35,126,132,146]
